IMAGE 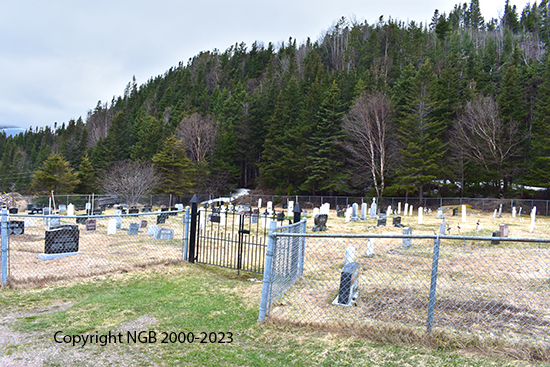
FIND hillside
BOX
[1,0,550,199]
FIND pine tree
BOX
[152,136,195,196]
[75,153,97,194]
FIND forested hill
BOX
[2,0,550,199]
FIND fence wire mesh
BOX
[5,211,186,288]
[262,232,550,353]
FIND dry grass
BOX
[267,205,550,362]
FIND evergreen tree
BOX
[31,153,79,194]
[75,153,97,194]
[152,136,195,196]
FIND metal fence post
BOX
[183,206,190,261]
[426,219,445,332]
[1,208,8,285]
[298,218,307,277]
[188,195,198,263]
[259,220,277,322]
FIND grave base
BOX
[39,251,82,261]
[332,290,359,307]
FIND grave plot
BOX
[7,212,185,288]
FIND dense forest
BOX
[3,0,550,199]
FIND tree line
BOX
[2,0,550,200]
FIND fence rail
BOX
[259,229,550,355]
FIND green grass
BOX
[0,264,540,366]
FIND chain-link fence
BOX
[259,229,550,357]
[2,210,188,288]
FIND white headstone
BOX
[409,205,413,216]
[397,202,401,215]
[461,205,467,223]
[512,206,517,218]
[492,209,497,220]
[403,203,408,216]
[351,203,359,221]
[147,225,158,236]
[267,201,273,215]
[107,219,117,235]
[320,203,330,215]
[344,247,355,265]
[366,238,374,257]
[387,205,392,216]
[361,203,367,220]
[418,207,423,224]
[258,198,262,208]
[287,201,294,217]
[530,206,537,233]
[85,203,91,210]
[67,204,74,217]
[345,207,352,223]
[369,200,377,219]
[518,207,523,217]
[497,204,503,218]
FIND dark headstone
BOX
[337,210,345,218]
[377,214,387,227]
[76,215,87,225]
[8,207,18,214]
[276,212,285,222]
[128,208,139,214]
[392,216,402,227]
[338,262,360,305]
[211,214,221,223]
[452,208,458,216]
[491,230,501,245]
[142,206,152,213]
[140,220,148,228]
[85,219,96,231]
[312,214,328,232]
[128,222,139,235]
[157,213,168,224]
[45,225,79,254]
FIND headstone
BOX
[85,219,96,231]
[147,225,158,236]
[366,238,374,257]
[462,205,467,223]
[337,208,345,217]
[128,222,139,235]
[175,203,184,211]
[59,205,67,213]
[397,202,401,215]
[320,203,330,215]
[403,203,409,217]
[128,207,139,214]
[276,212,285,222]
[48,216,61,227]
[530,206,537,233]
[44,225,79,254]
[337,262,360,305]
[418,207,423,225]
[344,247,355,266]
[345,207,352,223]
[497,204,503,218]
[436,209,443,219]
[369,200,377,219]
[351,203,359,221]
[140,220,147,228]
[499,223,509,237]
[141,205,152,213]
[312,214,328,232]
[452,208,458,216]
[492,209,497,220]
[518,207,523,217]
[512,207,517,218]
[7,221,24,235]
[360,203,367,220]
[387,205,392,217]
[251,214,259,224]
[114,209,122,229]
[67,204,75,217]
[313,207,320,217]
[107,219,117,235]
[258,198,262,209]
[287,201,294,217]
[155,228,174,240]
[267,201,273,214]
[402,227,412,249]
[392,216,402,227]
[491,230,501,245]
[85,203,91,211]
[157,213,168,224]
[377,214,386,227]
[408,205,413,216]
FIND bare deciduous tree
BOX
[176,113,218,162]
[452,96,523,188]
[342,92,393,197]
[99,161,160,205]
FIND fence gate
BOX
[193,206,279,273]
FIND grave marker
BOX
[107,219,117,235]
[403,203,409,217]
[128,222,139,235]
[44,225,79,254]
[360,203,367,220]
[402,227,412,249]
[462,205,467,223]
[85,219,96,231]
[140,220,148,228]
[418,207,423,224]
[351,203,359,221]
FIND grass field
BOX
[0,264,538,366]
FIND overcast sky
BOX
[0,0,533,130]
